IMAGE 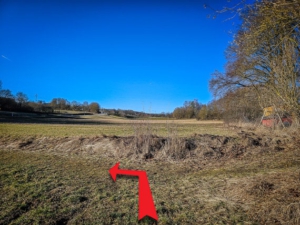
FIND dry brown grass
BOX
[224,168,300,225]
[234,119,300,139]
[1,117,300,224]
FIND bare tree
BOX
[0,89,13,99]
[210,0,300,115]
[15,92,28,106]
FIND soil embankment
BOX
[1,131,298,164]
[1,130,300,224]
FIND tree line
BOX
[172,100,208,120]
[49,98,100,113]
[0,81,100,113]
[172,94,262,121]
[104,109,171,118]
[0,81,170,118]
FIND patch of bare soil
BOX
[1,131,298,163]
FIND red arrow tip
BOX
[109,162,120,181]
[139,212,158,221]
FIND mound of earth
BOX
[1,131,298,164]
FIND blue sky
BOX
[0,0,242,113]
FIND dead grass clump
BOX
[130,120,159,159]
[249,181,275,197]
[18,138,34,148]
[124,119,190,161]
[160,137,195,160]
[283,202,300,225]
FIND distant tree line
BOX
[171,99,223,121]
[0,81,172,118]
[0,81,100,114]
[104,109,171,118]
[172,100,203,119]
[172,95,261,122]
[0,81,33,112]
[49,98,100,113]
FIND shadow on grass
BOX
[0,112,117,125]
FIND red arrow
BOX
[109,162,158,221]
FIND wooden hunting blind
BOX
[261,106,292,127]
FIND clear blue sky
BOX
[0,0,242,113]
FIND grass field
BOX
[1,114,300,224]
[0,115,231,138]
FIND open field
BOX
[0,112,230,137]
[1,114,300,224]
